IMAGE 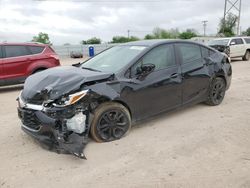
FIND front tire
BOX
[206,77,226,106]
[90,102,131,143]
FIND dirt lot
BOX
[0,58,250,188]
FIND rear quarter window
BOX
[28,46,45,54]
[5,45,31,58]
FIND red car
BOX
[0,42,60,86]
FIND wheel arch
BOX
[89,94,132,119]
[213,74,227,86]
[112,99,132,119]
[31,67,47,74]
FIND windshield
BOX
[81,45,147,73]
[208,39,229,46]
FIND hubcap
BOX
[212,81,225,104]
[97,110,129,141]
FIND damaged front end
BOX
[209,45,230,57]
[17,91,92,159]
[16,66,116,159]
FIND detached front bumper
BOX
[17,102,91,159]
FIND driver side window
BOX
[130,44,176,77]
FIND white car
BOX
[208,37,250,61]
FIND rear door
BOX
[176,43,210,105]
[0,45,4,85]
[27,45,45,62]
[2,45,32,82]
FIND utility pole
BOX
[127,30,130,39]
[202,20,208,36]
[223,0,242,35]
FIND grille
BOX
[25,98,43,105]
[18,108,41,130]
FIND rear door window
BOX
[4,45,31,58]
[178,43,202,64]
[28,46,45,54]
[235,38,244,44]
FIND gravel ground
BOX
[0,58,250,188]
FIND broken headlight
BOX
[54,90,89,107]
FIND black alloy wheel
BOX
[90,102,131,142]
[206,77,226,106]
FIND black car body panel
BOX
[17,40,232,158]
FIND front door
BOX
[124,44,182,120]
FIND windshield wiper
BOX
[81,67,101,72]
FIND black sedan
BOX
[17,40,232,158]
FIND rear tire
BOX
[206,77,226,106]
[243,50,250,61]
[90,102,131,143]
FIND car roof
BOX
[119,39,202,47]
[212,36,250,41]
[0,42,47,46]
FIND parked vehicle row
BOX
[0,43,60,86]
[208,37,250,61]
[17,39,232,158]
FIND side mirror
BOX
[136,63,155,79]
[230,41,236,46]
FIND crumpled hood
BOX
[22,66,113,101]
[209,45,228,52]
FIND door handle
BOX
[170,73,178,78]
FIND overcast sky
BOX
[0,0,249,45]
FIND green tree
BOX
[144,34,156,40]
[168,28,180,39]
[144,27,180,40]
[218,13,238,37]
[111,36,139,43]
[81,40,87,45]
[242,27,250,36]
[128,36,140,42]
[32,32,51,44]
[179,29,197,39]
[111,36,129,43]
[86,37,101,44]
